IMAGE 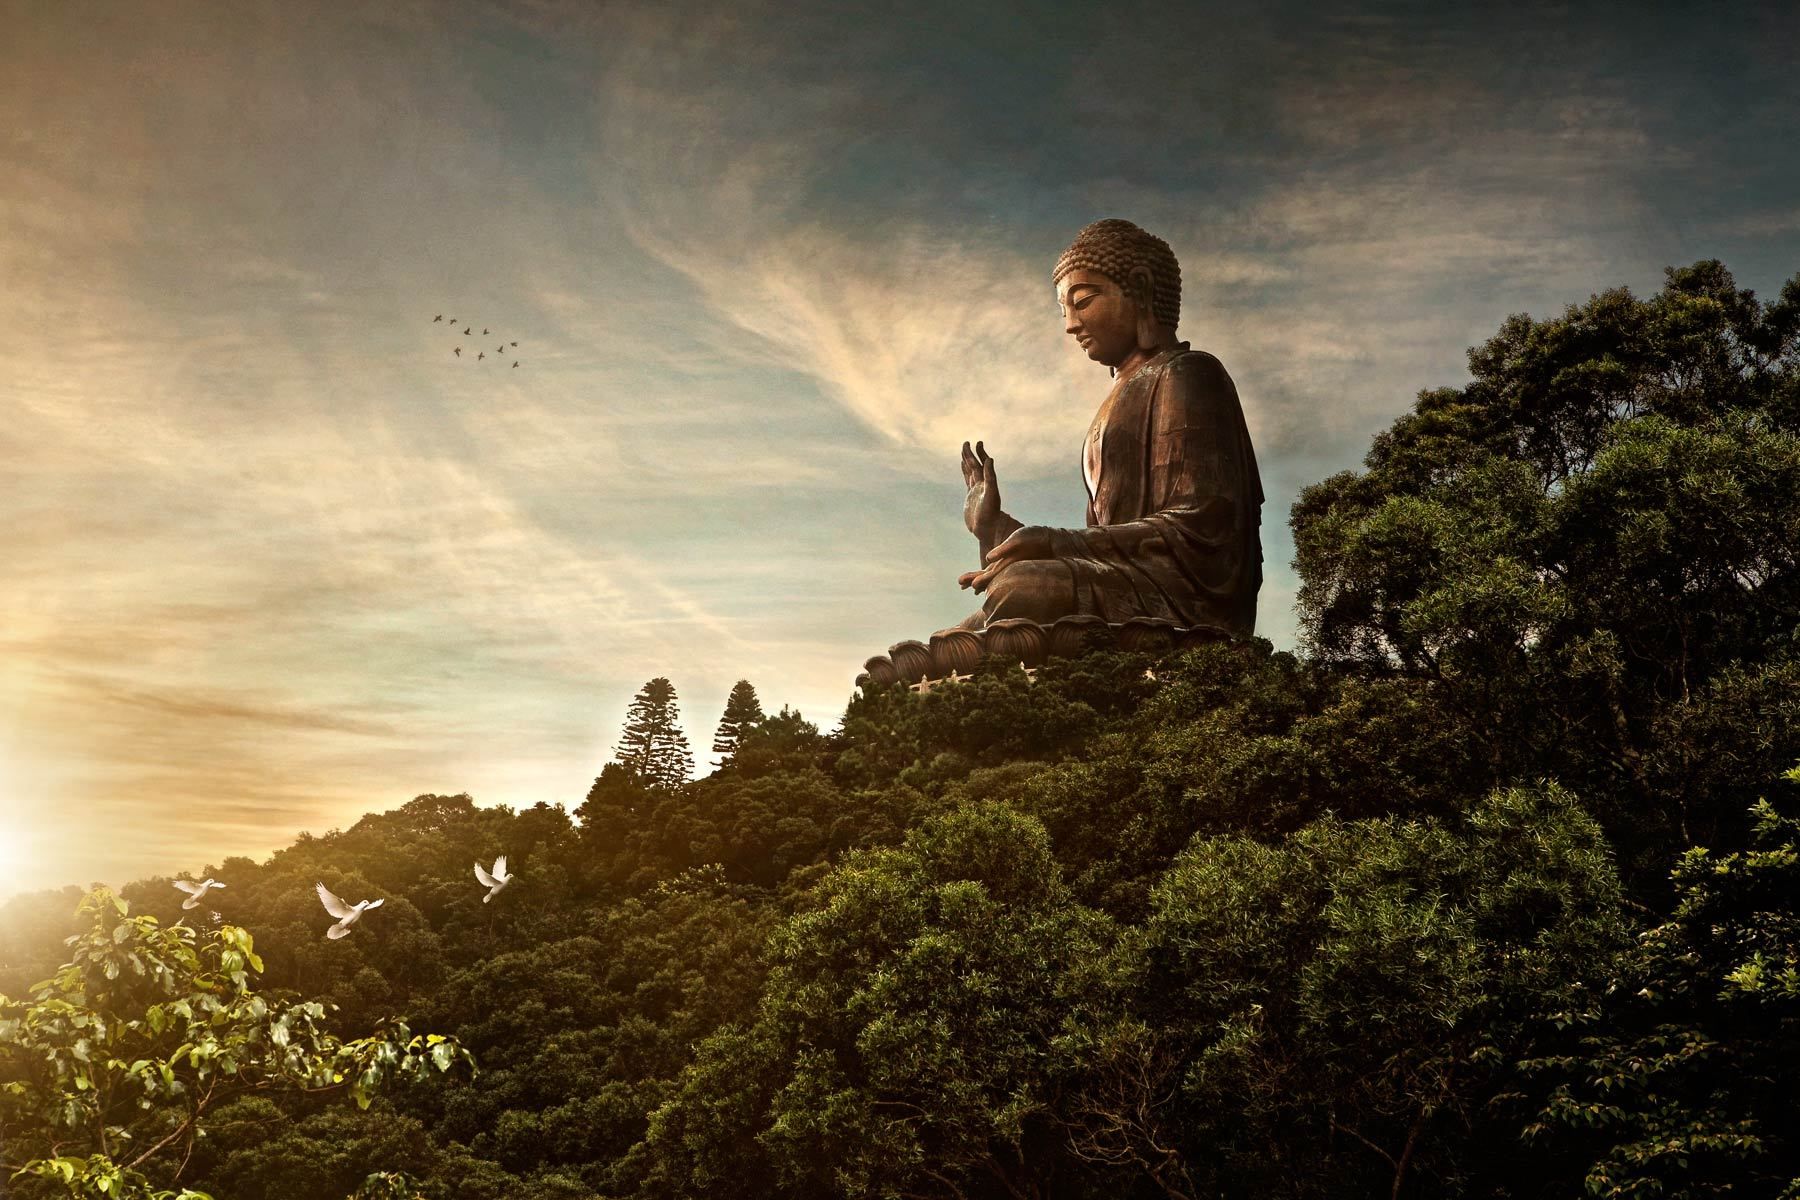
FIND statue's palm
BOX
[961,441,1002,539]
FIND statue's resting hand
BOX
[959,524,1061,594]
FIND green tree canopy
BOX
[0,890,470,1200]
[635,801,1117,1200]
[1291,262,1800,885]
[1520,765,1800,1197]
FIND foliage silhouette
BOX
[710,680,766,762]
[615,679,695,790]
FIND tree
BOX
[615,678,694,790]
[0,889,471,1200]
[1291,262,1800,886]
[1121,785,1626,1198]
[634,801,1118,1200]
[1519,765,1800,1197]
[724,705,822,778]
[710,680,765,763]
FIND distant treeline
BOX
[2,261,1798,1198]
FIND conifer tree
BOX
[712,679,766,761]
[614,676,694,788]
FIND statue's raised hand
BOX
[961,440,1002,541]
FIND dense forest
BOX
[3,261,1797,1198]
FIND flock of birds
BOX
[436,314,522,368]
[171,855,514,940]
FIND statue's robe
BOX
[977,342,1263,638]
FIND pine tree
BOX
[712,679,766,761]
[614,676,694,789]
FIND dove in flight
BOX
[478,351,485,361]
[172,878,226,910]
[433,314,442,322]
[474,855,512,903]
[316,882,384,939]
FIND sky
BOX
[2,0,1797,897]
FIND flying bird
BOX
[453,346,461,357]
[477,351,485,361]
[433,314,442,322]
[463,327,471,335]
[473,855,513,903]
[512,361,519,368]
[172,878,226,910]
[316,882,384,940]
[482,327,489,335]
[509,341,517,347]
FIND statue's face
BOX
[1056,268,1140,368]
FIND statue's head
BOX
[1052,219,1182,368]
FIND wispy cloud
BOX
[593,1,1678,481]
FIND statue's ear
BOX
[1128,266,1158,352]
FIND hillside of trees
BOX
[3,261,1797,1198]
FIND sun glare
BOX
[0,828,21,885]
[0,757,47,895]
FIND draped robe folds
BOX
[976,343,1263,638]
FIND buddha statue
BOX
[953,218,1263,639]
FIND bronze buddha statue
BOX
[955,218,1263,640]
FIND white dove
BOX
[473,855,512,903]
[172,878,226,910]
[316,882,384,939]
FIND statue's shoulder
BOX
[1159,345,1238,395]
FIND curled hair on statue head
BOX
[1053,218,1182,330]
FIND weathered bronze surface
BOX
[958,218,1262,637]
[859,218,1263,691]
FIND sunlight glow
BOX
[0,754,52,897]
